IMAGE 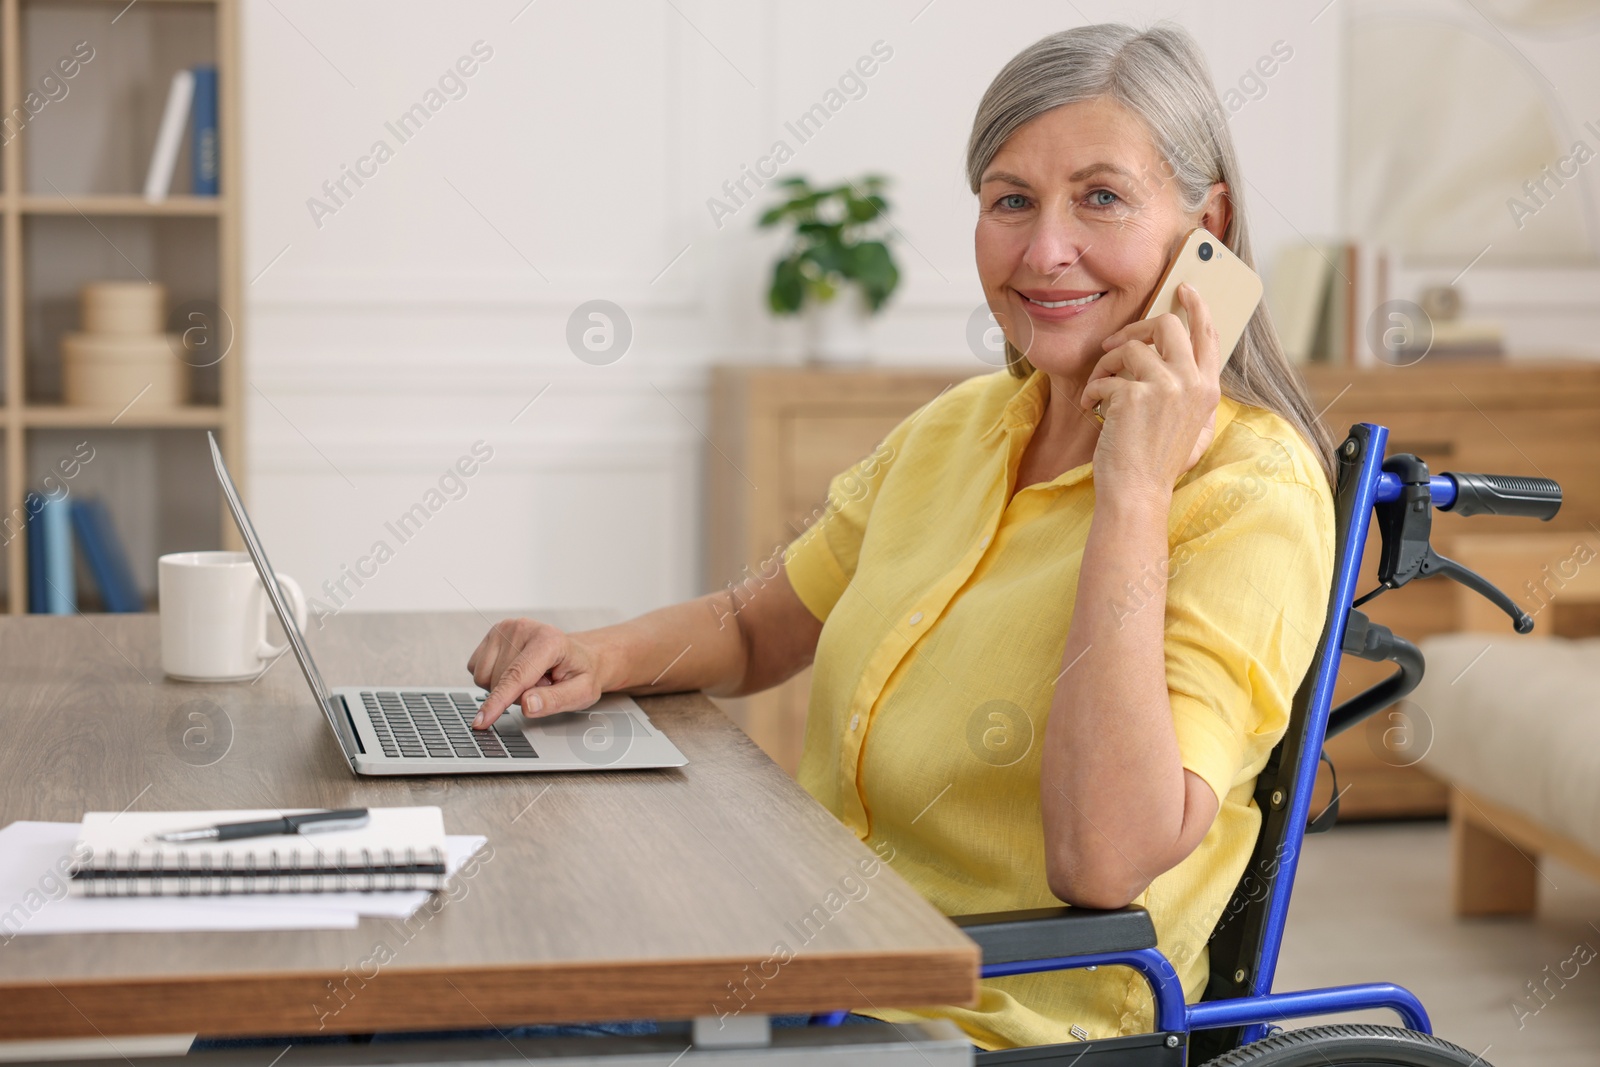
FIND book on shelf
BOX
[69,807,451,897]
[1394,318,1505,361]
[1350,243,1395,368]
[143,68,195,202]
[25,493,45,614]
[37,494,75,614]
[191,66,219,196]
[1265,240,1395,366]
[71,499,142,613]
[1313,243,1354,367]
[1265,244,1333,364]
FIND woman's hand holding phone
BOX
[1081,282,1222,496]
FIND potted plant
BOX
[758,175,900,363]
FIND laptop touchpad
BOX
[530,709,642,765]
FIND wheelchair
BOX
[817,420,1563,1065]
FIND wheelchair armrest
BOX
[952,905,1157,965]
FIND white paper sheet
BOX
[0,822,488,936]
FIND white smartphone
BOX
[1139,226,1263,367]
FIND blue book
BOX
[191,65,218,196]
[39,495,75,614]
[25,492,45,614]
[72,500,142,613]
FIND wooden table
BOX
[0,612,977,1040]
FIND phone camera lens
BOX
[1198,242,1214,261]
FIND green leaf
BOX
[769,256,805,314]
[795,220,842,241]
[803,243,847,277]
[845,194,885,222]
[806,274,839,304]
[849,241,893,281]
[850,241,899,310]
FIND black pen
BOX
[153,809,370,843]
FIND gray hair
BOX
[966,22,1336,487]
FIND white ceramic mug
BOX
[159,551,307,682]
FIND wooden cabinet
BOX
[706,367,975,770]
[707,360,1600,819]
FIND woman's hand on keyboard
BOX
[468,618,603,729]
[468,578,823,729]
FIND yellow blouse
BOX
[782,368,1335,1050]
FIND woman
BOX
[468,22,1336,1051]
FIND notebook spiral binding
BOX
[72,844,446,896]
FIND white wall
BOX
[242,0,1343,619]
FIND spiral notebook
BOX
[69,807,448,897]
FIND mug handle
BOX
[258,572,309,659]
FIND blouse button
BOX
[849,714,861,732]
[909,611,924,626]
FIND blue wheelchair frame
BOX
[815,420,1558,1065]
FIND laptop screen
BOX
[207,432,359,760]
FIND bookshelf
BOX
[0,0,241,613]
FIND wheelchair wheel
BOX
[1197,1023,1492,1066]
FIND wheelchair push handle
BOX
[1375,469,1562,521]
[1437,471,1562,521]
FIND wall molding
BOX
[250,437,699,475]
[250,277,705,312]
[248,279,985,315]
[1394,266,1600,311]
[248,362,714,391]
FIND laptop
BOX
[207,432,688,776]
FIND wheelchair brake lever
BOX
[1417,545,1534,634]
[1374,454,1434,590]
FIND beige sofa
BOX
[1411,532,1600,916]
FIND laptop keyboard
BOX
[359,691,538,760]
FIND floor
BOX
[1272,819,1600,1067]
